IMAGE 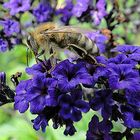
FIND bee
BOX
[26,22,99,65]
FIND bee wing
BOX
[43,26,96,34]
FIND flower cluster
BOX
[86,45,140,139]
[13,44,140,139]
[14,59,90,135]
[33,1,53,23]
[58,0,107,25]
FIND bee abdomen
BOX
[77,34,99,55]
[56,32,99,56]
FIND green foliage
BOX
[0,106,95,140]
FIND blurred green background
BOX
[0,0,140,140]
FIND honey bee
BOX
[26,22,99,65]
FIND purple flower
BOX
[121,105,140,128]
[3,0,30,15]
[0,72,6,90]
[108,54,136,67]
[58,89,89,122]
[111,132,124,140]
[11,38,20,45]
[81,56,108,84]
[90,90,114,119]
[108,64,140,92]
[111,45,140,57]
[86,31,108,53]
[52,60,92,92]
[88,56,109,82]
[26,60,52,77]
[0,72,6,85]
[31,106,59,132]
[86,115,112,140]
[56,0,73,24]
[27,76,57,113]
[125,90,140,107]
[83,63,97,84]
[14,80,31,113]
[64,121,77,136]
[32,105,77,135]
[129,53,140,62]
[33,2,53,23]
[72,0,90,17]
[90,0,107,25]
[0,39,8,52]
[132,132,140,140]
[32,114,48,132]
[96,56,108,65]
[0,19,20,36]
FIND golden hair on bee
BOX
[29,22,57,47]
[34,22,56,33]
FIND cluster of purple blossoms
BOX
[13,44,140,139]
[72,0,90,17]
[58,0,107,25]
[14,59,91,135]
[3,0,30,16]
[72,0,107,25]
[56,0,73,25]
[86,45,140,139]
[0,0,31,51]
[0,18,21,52]
[90,0,107,25]
[0,19,20,36]
[33,1,53,23]
[0,39,8,52]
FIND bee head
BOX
[26,33,38,55]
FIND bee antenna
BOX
[26,47,29,67]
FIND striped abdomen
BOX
[75,33,99,56]
[48,32,99,57]
[63,32,98,56]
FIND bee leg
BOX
[49,48,57,65]
[67,44,105,67]
[48,47,58,73]
[67,44,87,55]
[35,57,43,63]
[85,54,105,67]
[35,49,45,63]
